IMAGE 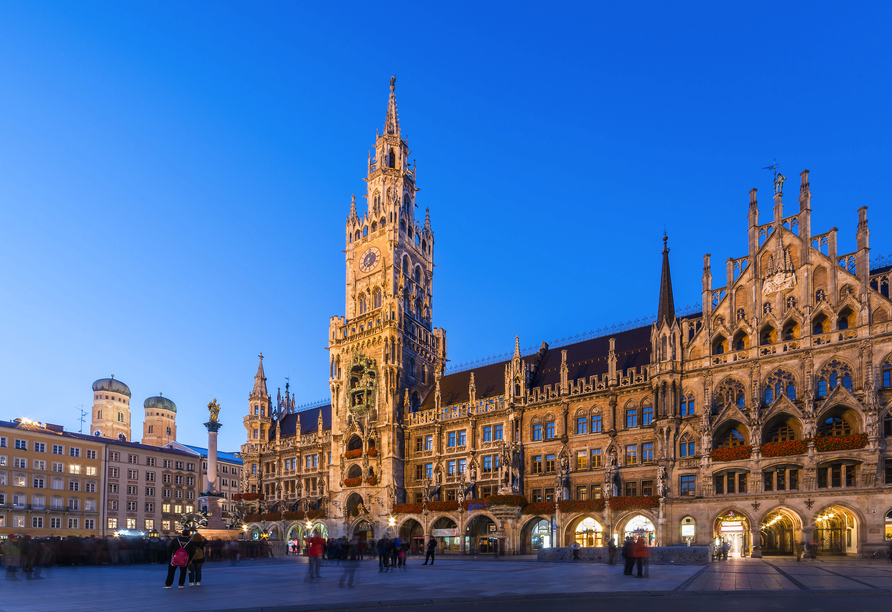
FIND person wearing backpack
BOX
[188,532,206,586]
[164,530,196,589]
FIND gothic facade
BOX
[239,80,892,557]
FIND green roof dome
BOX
[92,377,132,398]
[144,395,177,413]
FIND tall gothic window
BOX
[715,378,746,411]
[815,359,853,398]
[764,369,796,404]
[373,289,382,309]
[679,434,695,457]
[359,295,367,315]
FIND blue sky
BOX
[0,2,889,452]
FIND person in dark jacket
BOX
[622,537,635,576]
[423,538,436,565]
[164,530,196,588]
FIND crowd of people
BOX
[0,532,274,581]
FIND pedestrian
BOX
[607,538,618,565]
[164,530,196,589]
[307,532,324,582]
[423,537,436,565]
[793,540,801,562]
[391,535,401,568]
[632,537,650,577]
[571,540,581,561]
[339,537,359,589]
[621,537,635,576]
[377,537,387,572]
[384,537,394,572]
[188,532,206,586]
[4,535,22,581]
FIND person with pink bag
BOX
[164,530,196,589]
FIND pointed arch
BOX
[763,368,797,404]
[714,376,746,412]
[815,357,854,398]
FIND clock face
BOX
[359,247,381,273]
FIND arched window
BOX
[816,359,853,398]
[837,307,855,330]
[764,369,796,404]
[371,221,377,232]
[716,425,747,448]
[363,226,368,237]
[355,230,361,242]
[679,434,695,457]
[531,418,543,441]
[373,191,381,208]
[387,148,395,168]
[402,255,410,276]
[544,417,556,440]
[422,239,427,253]
[760,324,777,345]
[715,378,745,410]
[813,312,829,335]
[414,266,422,286]
[148,425,154,434]
[409,358,416,379]
[97,410,102,420]
[625,403,638,428]
[373,289,382,309]
[782,319,799,341]
[713,334,728,355]
[818,415,852,437]
[117,412,123,422]
[359,294,367,315]
[166,427,171,436]
[680,392,695,416]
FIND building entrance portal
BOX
[714,511,749,558]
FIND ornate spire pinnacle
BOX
[349,194,357,220]
[251,353,269,399]
[424,207,431,231]
[513,335,521,360]
[384,76,400,136]
[657,233,676,326]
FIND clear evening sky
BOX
[0,2,889,452]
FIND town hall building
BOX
[239,79,892,558]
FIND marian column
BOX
[203,399,226,529]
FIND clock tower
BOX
[327,78,446,508]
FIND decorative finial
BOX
[111,374,114,379]
[258,352,263,361]
[390,75,396,93]
[662,231,669,254]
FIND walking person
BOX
[164,530,196,589]
[607,538,618,565]
[571,540,581,561]
[188,532,206,586]
[377,537,387,572]
[307,532,324,582]
[632,536,650,578]
[391,535,401,568]
[423,537,436,565]
[339,537,359,589]
[621,537,635,576]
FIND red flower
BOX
[245,513,262,522]
[427,501,459,511]
[523,501,556,515]
[366,477,377,486]
[307,510,326,520]
[343,477,362,487]
[813,433,868,452]
[344,449,363,460]
[393,503,423,514]
[710,445,753,462]
[558,499,606,513]
[608,496,660,511]
[283,511,306,520]
[462,498,487,511]
[760,440,807,458]
[367,448,378,457]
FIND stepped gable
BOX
[268,405,332,441]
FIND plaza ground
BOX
[4,555,892,612]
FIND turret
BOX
[244,354,272,444]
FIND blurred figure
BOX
[306,531,324,582]
[607,537,618,565]
[423,537,436,566]
[622,537,634,576]
[188,532,206,586]
[339,536,359,588]
[4,535,22,580]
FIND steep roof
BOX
[269,405,331,441]
[657,234,675,326]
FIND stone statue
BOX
[457,479,466,504]
[207,399,221,423]
[657,465,667,497]
[295,480,302,497]
[435,467,442,486]
[318,476,326,497]
[559,451,569,476]
[775,173,786,194]
[469,461,478,483]
[867,410,879,435]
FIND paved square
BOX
[3,556,892,612]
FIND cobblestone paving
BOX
[2,556,892,612]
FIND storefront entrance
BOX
[623,515,655,546]
[431,517,460,554]
[714,510,749,558]
[814,505,858,555]
[353,520,374,542]
[465,515,498,554]
[760,510,796,555]
[575,517,604,547]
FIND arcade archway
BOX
[520,516,552,554]
[760,509,800,555]
[465,514,498,554]
[575,517,605,547]
[622,514,655,546]
[714,510,749,558]
[352,519,375,542]
[399,518,424,553]
[814,505,858,555]
[431,516,460,554]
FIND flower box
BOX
[427,501,459,512]
[483,494,527,507]
[244,513,262,522]
[760,440,808,458]
[344,449,363,460]
[233,493,264,501]
[814,433,868,452]
[283,511,306,520]
[558,499,606,513]
[710,445,753,462]
[523,501,556,515]
[367,448,378,457]
[366,476,378,486]
[608,496,660,511]
[307,510,326,520]
[261,513,279,521]
[393,503,423,514]
[462,498,487,511]
[343,477,362,487]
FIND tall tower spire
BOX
[252,353,269,398]
[384,76,400,136]
[657,233,676,326]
